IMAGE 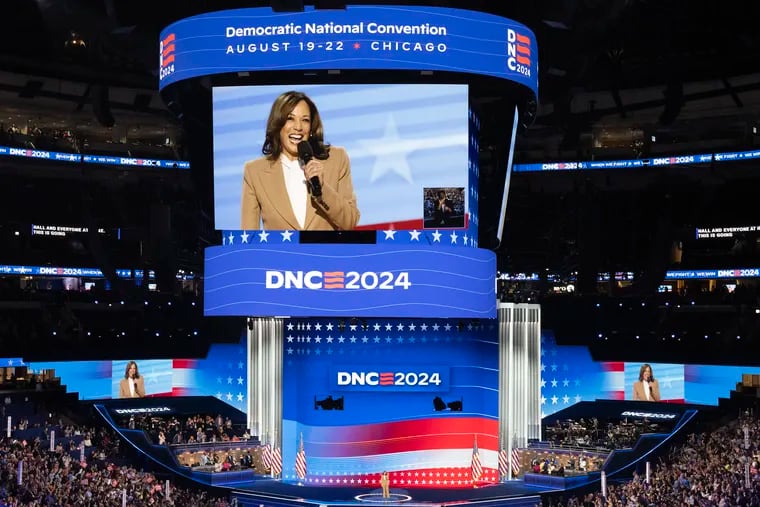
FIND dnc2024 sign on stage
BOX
[158,5,538,97]
[204,243,496,318]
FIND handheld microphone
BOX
[297,140,322,198]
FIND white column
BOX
[6,416,10,438]
[248,317,284,450]
[499,303,541,479]
[49,430,55,452]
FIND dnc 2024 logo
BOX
[159,33,176,80]
[506,28,531,78]
[265,270,411,290]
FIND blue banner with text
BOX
[158,5,538,96]
[204,243,496,318]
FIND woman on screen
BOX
[119,361,146,398]
[632,363,660,401]
[240,90,360,231]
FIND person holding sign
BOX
[241,90,360,231]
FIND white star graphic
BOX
[349,336,357,343]
[237,393,244,402]
[359,115,416,184]
[281,230,294,242]
[431,230,442,242]
[574,395,582,403]
[227,232,234,244]
[551,396,558,405]
[551,378,558,388]
[286,335,294,343]
[420,323,428,331]
[373,323,381,331]
[287,323,294,331]
[432,324,440,331]
[385,323,393,331]
[444,323,452,331]
[258,230,269,242]
[396,323,404,331]
[326,323,334,331]
[540,379,546,388]
[349,324,357,331]
[563,379,570,387]
[326,336,334,343]
[409,230,421,241]
[227,376,233,384]
[338,336,345,343]
[383,229,397,240]
[408,323,416,331]
[237,377,244,385]
[449,231,458,244]
[562,395,570,404]
[226,392,233,401]
[314,323,322,331]
[240,231,250,244]
[541,396,546,405]
[314,336,321,343]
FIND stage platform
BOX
[230,479,556,507]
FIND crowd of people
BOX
[120,414,248,447]
[544,413,760,506]
[543,417,671,451]
[0,426,232,506]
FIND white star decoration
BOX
[383,229,397,240]
[360,115,415,184]
[431,230,442,242]
[240,231,249,244]
[280,230,294,242]
[258,230,269,242]
[409,230,421,241]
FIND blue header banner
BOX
[204,243,496,318]
[158,5,538,97]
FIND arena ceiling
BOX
[1,0,759,274]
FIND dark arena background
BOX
[1,1,760,506]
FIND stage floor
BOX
[230,478,558,507]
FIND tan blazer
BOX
[241,146,360,231]
[119,377,146,398]
[632,380,660,401]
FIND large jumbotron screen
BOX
[212,83,469,231]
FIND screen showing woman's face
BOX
[279,100,311,160]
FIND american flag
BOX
[511,448,521,476]
[470,435,482,482]
[261,443,272,470]
[498,449,508,478]
[295,433,307,480]
[271,447,283,476]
